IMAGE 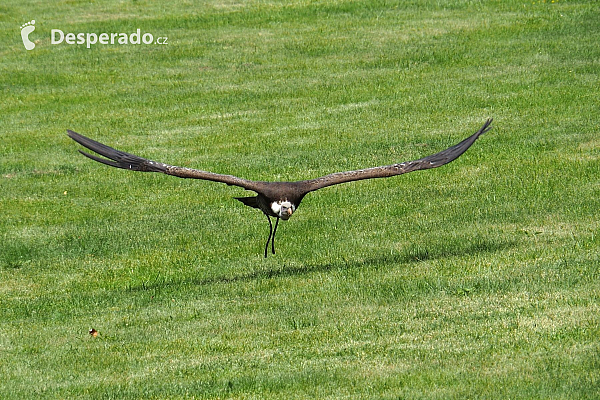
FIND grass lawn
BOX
[1,0,599,398]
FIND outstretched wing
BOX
[67,130,264,192]
[299,119,492,193]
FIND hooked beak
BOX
[287,208,293,217]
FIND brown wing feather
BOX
[299,119,492,193]
[68,118,491,199]
[67,130,264,192]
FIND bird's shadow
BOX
[127,237,517,293]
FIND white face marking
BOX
[271,200,295,219]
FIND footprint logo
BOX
[20,20,36,51]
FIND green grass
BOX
[1,0,599,398]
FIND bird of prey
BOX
[68,118,492,257]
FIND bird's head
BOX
[271,200,295,220]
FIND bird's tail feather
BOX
[235,196,259,209]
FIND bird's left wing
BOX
[67,130,264,192]
[298,118,492,193]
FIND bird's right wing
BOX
[67,130,264,192]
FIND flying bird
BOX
[68,118,492,257]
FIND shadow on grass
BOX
[127,236,518,293]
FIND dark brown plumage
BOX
[68,118,492,257]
